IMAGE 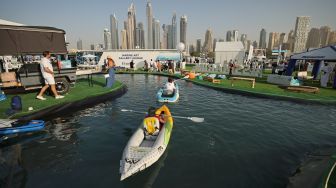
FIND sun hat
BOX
[107,55,113,59]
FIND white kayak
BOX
[119,105,173,181]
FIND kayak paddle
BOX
[120,109,204,123]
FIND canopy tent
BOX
[286,45,336,88]
[156,53,181,61]
[0,24,67,55]
[0,18,24,26]
[290,45,336,60]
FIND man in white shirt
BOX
[320,62,332,87]
[163,77,176,95]
[36,51,64,100]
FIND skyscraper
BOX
[279,33,286,45]
[180,15,187,45]
[293,16,310,53]
[196,39,202,52]
[110,13,119,49]
[77,39,83,50]
[135,22,145,49]
[328,31,336,45]
[246,40,252,49]
[140,23,145,49]
[103,28,112,50]
[320,26,331,47]
[203,28,213,52]
[90,44,95,50]
[124,21,128,30]
[287,30,295,52]
[161,24,168,49]
[172,13,177,49]
[252,41,258,49]
[153,19,160,49]
[127,3,136,49]
[268,32,280,50]
[259,28,267,49]
[240,34,247,49]
[306,28,320,48]
[226,30,233,42]
[121,29,128,49]
[167,25,173,49]
[189,44,195,54]
[146,1,153,49]
[233,30,239,41]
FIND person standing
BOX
[130,60,134,71]
[320,62,332,87]
[168,60,173,74]
[106,55,116,88]
[332,65,336,89]
[229,59,233,76]
[143,60,148,72]
[36,51,64,100]
[149,59,154,72]
[156,60,161,72]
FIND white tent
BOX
[82,54,97,58]
[291,45,336,60]
[215,41,245,64]
[0,18,24,26]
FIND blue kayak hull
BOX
[0,120,45,135]
[157,83,179,103]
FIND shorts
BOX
[44,76,55,85]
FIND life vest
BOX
[143,117,159,135]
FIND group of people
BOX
[271,61,288,75]
[142,59,178,74]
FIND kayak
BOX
[120,105,173,181]
[157,83,179,103]
[0,119,45,135]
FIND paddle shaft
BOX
[121,109,203,122]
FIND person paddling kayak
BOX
[163,77,176,96]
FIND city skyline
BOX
[1,0,336,49]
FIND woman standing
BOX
[106,55,115,88]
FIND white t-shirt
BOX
[40,57,53,78]
[164,82,176,92]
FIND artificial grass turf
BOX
[117,70,336,103]
[0,77,123,119]
[190,78,336,102]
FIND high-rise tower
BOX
[293,16,310,53]
[110,14,119,49]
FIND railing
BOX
[192,63,263,78]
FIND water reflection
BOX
[50,118,77,142]
[0,144,26,188]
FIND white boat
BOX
[119,105,173,181]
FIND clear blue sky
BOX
[1,0,335,49]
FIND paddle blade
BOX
[183,75,189,79]
[121,109,131,112]
[189,117,204,123]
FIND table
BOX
[76,69,101,87]
[230,77,256,88]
